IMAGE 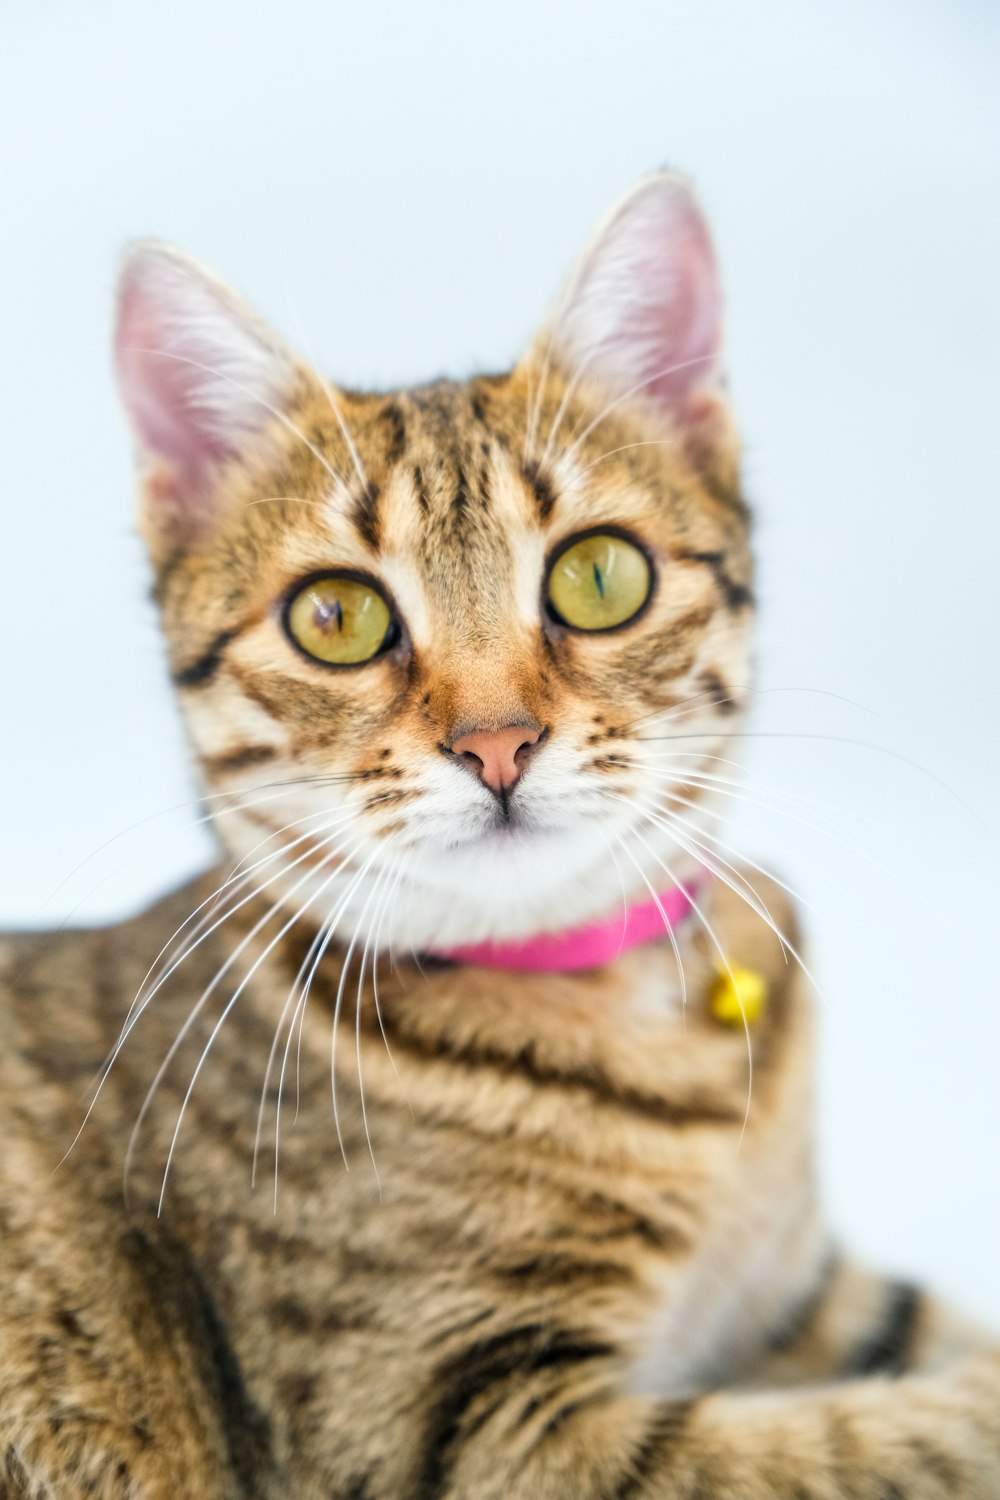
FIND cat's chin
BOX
[376,819,705,953]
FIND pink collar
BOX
[429,877,702,973]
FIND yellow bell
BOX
[710,963,767,1027]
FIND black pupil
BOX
[592,562,605,598]
[314,596,344,633]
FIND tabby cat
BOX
[1,173,997,1499]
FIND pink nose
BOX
[449,724,542,794]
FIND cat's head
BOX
[114,172,751,952]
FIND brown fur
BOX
[2,188,998,1497]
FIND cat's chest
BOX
[155,1072,790,1491]
[98,885,805,1485]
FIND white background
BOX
[3,1,998,1320]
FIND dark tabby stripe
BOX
[412,464,430,515]
[491,1250,636,1289]
[569,1206,690,1256]
[451,463,470,524]
[337,1477,376,1500]
[380,399,407,463]
[766,1250,840,1354]
[905,1436,962,1487]
[2,1443,47,1498]
[843,1281,921,1377]
[173,627,239,688]
[122,1227,274,1494]
[522,460,557,520]
[613,1399,701,1499]
[351,483,382,550]
[362,1008,742,1131]
[201,744,278,777]
[674,548,753,611]
[418,1324,614,1497]
[698,668,740,715]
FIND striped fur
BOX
[1,176,997,1496]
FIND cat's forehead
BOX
[298,376,525,539]
[345,377,552,638]
[346,375,525,523]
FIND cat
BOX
[1,171,997,1499]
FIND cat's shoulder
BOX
[0,873,214,1073]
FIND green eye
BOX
[546,532,652,631]
[285,576,393,665]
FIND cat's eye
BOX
[546,531,652,632]
[285,575,394,666]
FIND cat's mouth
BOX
[452,811,532,849]
[488,791,522,830]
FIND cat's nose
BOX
[449,724,542,795]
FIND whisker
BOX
[251,825,366,1190]
[272,848,396,1208]
[623,684,877,740]
[265,840,382,1191]
[538,365,584,474]
[59,810,362,1170]
[629,762,927,906]
[611,788,814,987]
[648,806,821,1005]
[314,375,371,500]
[631,751,911,840]
[616,687,741,737]
[653,789,816,923]
[595,831,631,959]
[117,823,363,1179]
[286,920,330,1129]
[523,335,558,467]
[369,851,411,1098]
[609,788,793,954]
[122,346,353,503]
[123,803,360,1040]
[575,437,683,476]
[609,831,688,1010]
[627,822,755,1138]
[243,494,330,512]
[637,731,982,822]
[555,352,717,474]
[273,844,387,1176]
[523,269,579,467]
[620,783,819,992]
[328,843,396,1170]
[634,762,869,840]
[125,808,360,1035]
[152,832,371,1214]
[353,857,404,1196]
[35,770,378,923]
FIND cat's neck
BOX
[425,876,704,974]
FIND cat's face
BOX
[115,174,751,951]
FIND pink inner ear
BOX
[614,196,722,404]
[559,176,724,416]
[115,264,233,491]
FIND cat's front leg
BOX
[745,1253,999,1391]
[424,1361,1000,1499]
[413,1300,1000,1499]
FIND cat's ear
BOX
[541,172,730,468]
[114,242,298,555]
